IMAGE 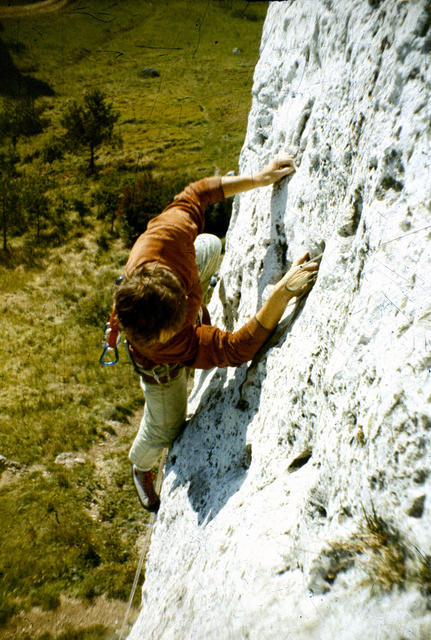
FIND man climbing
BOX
[113,156,319,511]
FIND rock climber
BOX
[113,156,319,512]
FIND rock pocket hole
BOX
[241,443,252,470]
[288,448,312,472]
[407,495,426,519]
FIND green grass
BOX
[34,628,110,640]
[0,1,268,636]
[2,0,268,178]
[0,238,147,626]
[0,241,138,463]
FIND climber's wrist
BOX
[221,175,255,197]
[251,171,268,188]
[255,282,293,331]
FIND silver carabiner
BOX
[100,322,120,366]
[100,344,120,366]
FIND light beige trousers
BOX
[129,233,222,470]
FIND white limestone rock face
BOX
[129,1,431,638]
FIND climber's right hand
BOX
[280,252,319,296]
[255,252,319,331]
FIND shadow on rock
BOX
[166,321,293,524]
[167,367,256,524]
[256,178,290,307]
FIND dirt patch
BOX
[1,594,139,639]
[0,0,69,18]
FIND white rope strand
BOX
[117,447,169,640]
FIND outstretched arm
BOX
[221,156,295,198]
[256,252,319,331]
[188,251,319,369]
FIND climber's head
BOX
[114,264,187,348]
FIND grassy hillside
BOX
[2,0,266,176]
[0,1,268,638]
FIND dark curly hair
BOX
[114,265,187,347]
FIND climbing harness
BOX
[128,356,184,386]
[99,302,184,384]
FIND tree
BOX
[0,95,48,150]
[61,89,119,173]
[0,149,20,252]
[0,96,49,250]
[20,171,50,240]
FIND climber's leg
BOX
[130,234,220,509]
[194,233,222,302]
[129,368,188,470]
[129,369,188,510]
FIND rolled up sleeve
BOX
[162,176,225,237]
[188,318,272,369]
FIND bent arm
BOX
[221,156,295,198]
[188,253,319,369]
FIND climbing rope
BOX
[118,447,169,640]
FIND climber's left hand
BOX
[254,156,296,187]
[221,155,295,198]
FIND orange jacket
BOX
[125,176,271,370]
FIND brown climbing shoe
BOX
[131,465,160,513]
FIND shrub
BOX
[47,196,72,244]
[205,199,232,238]
[91,175,123,232]
[41,136,64,163]
[19,171,51,239]
[34,584,61,612]
[96,232,109,251]
[0,96,49,148]
[73,199,91,224]
[0,587,18,625]
[115,169,173,245]
[115,169,230,243]
[231,8,260,21]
